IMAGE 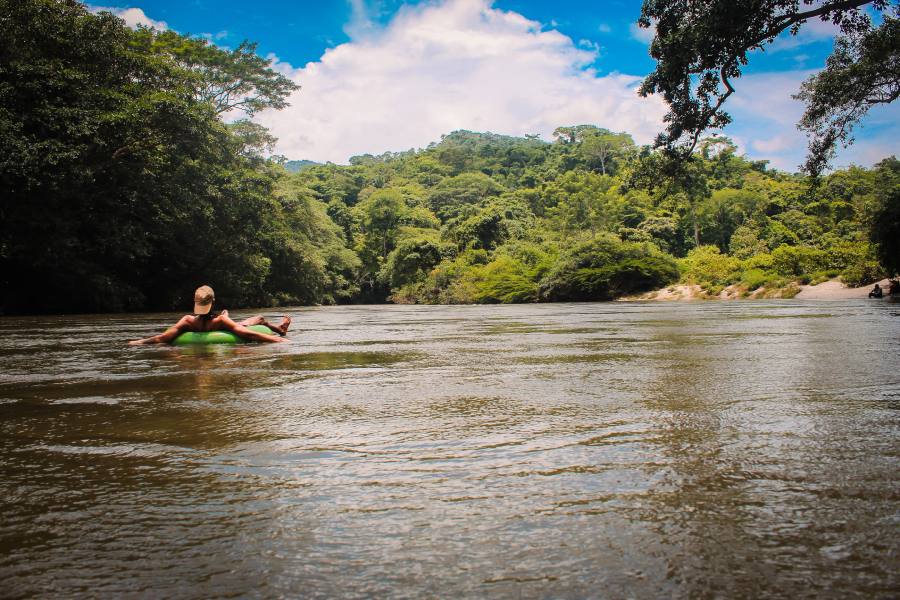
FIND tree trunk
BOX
[692,208,701,247]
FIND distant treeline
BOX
[1,1,898,314]
[296,129,897,304]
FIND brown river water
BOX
[1,301,899,598]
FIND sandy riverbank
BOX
[795,278,891,299]
[621,278,892,302]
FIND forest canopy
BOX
[1,0,897,314]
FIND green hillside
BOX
[289,128,896,304]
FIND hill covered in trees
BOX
[2,1,897,314]
[291,128,897,305]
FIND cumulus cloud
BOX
[254,0,667,163]
[87,4,168,30]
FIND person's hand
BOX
[220,309,229,317]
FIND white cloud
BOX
[256,0,667,163]
[729,71,811,127]
[768,13,842,52]
[597,23,611,34]
[87,5,168,30]
[723,71,818,169]
[629,21,655,44]
[751,134,795,154]
[578,38,601,53]
[345,0,376,37]
[202,30,230,41]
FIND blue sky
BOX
[90,0,899,171]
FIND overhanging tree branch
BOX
[638,0,896,172]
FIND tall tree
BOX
[132,29,299,116]
[868,158,900,276]
[579,129,635,175]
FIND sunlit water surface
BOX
[1,301,899,598]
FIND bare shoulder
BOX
[210,313,236,329]
[177,314,198,329]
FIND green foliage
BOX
[739,269,770,291]
[469,256,540,304]
[729,222,770,259]
[840,259,882,287]
[444,197,533,250]
[771,245,828,279]
[380,230,448,289]
[576,128,636,176]
[427,172,505,219]
[870,182,900,276]
[0,0,345,313]
[796,16,900,175]
[132,28,299,116]
[354,189,407,257]
[680,246,742,290]
[539,236,679,301]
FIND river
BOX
[1,301,898,598]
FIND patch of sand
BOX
[621,278,890,302]
[795,278,891,300]
[622,284,703,301]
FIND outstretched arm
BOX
[218,314,287,343]
[129,316,193,345]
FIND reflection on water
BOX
[1,301,899,598]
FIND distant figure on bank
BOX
[869,283,883,298]
[129,285,290,345]
[890,280,900,296]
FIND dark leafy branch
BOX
[132,30,299,116]
[638,0,893,169]
[795,16,900,175]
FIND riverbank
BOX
[621,278,891,301]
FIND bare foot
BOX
[274,315,291,336]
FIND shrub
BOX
[742,252,774,270]
[679,245,741,289]
[841,260,883,287]
[740,268,769,290]
[380,234,448,288]
[870,184,900,276]
[770,245,828,277]
[539,235,679,301]
[470,256,539,303]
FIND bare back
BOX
[185,314,231,333]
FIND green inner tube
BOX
[172,325,275,345]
